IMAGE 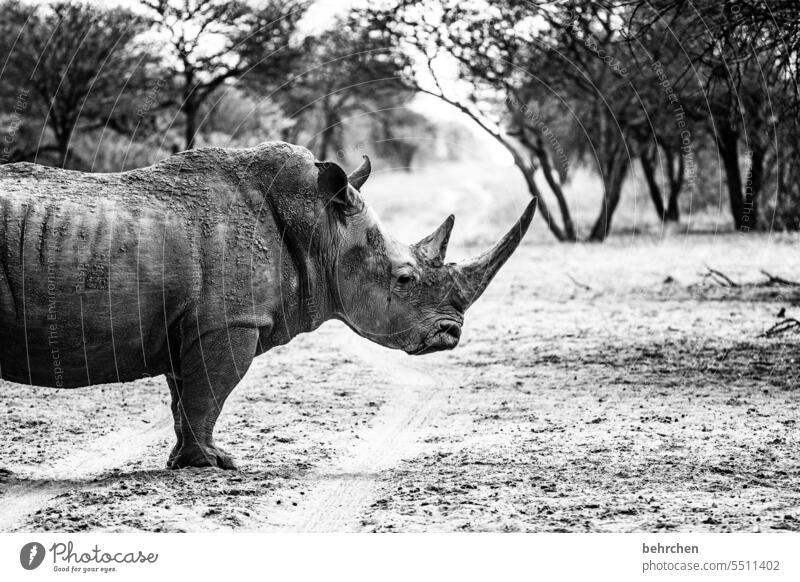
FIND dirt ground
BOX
[1,163,799,533]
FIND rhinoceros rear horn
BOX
[451,197,537,309]
[348,155,371,191]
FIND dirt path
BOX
[269,344,459,532]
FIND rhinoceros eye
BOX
[395,268,418,288]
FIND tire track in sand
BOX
[0,412,172,531]
[265,342,461,532]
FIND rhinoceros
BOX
[0,142,535,469]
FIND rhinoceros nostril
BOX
[438,321,462,339]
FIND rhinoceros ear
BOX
[316,161,358,213]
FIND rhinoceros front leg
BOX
[167,327,258,470]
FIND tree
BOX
[617,10,706,225]
[0,0,156,167]
[532,3,639,241]
[273,13,413,160]
[141,0,307,150]
[625,0,800,231]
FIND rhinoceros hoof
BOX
[167,444,238,470]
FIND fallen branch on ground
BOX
[759,270,800,287]
[566,273,592,291]
[760,318,800,338]
[701,265,739,287]
[700,266,800,289]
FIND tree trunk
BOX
[743,145,765,230]
[516,157,564,241]
[665,188,680,222]
[399,143,418,170]
[53,124,75,168]
[588,157,628,241]
[664,146,684,222]
[716,127,745,230]
[317,124,334,160]
[184,101,198,150]
[507,146,564,241]
[57,135,71,168]
[182,68,199,151]
[639,147,665,220]
[532,135,577,241]
[508,128,576,242]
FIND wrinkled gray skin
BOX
[0,142,535,469]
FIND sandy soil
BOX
[1,164,799,532]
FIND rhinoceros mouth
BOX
[412,320,462,355]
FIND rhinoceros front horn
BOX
[451,197,537,310]
[348,155,371,191]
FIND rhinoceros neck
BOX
[245,145,339,335]
[269,205,336,334]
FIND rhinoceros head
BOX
[317,156,536,355]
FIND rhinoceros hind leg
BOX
[166,374,183,467]
[166,327,258,470]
